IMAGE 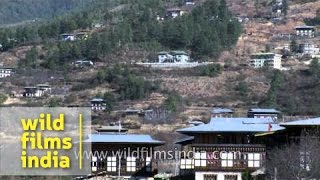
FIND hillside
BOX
[0,0,320,134]
[0,0,96,25]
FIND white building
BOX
[23,84,51,97]
[166,8,185,18]
[91,98,106,111]
[61,33,76,41]
[157,51,190,63]
[298,43,320,55]
[295,26,316,38]
[249,53,282,69]
[157,52,173,63]
[0,68,14,78]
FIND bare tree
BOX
[266,130,320,180]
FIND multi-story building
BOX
[295,26,316,38]
[176,117,284,180]
[90,98,107,111]
[249,53,282,69]
[0,68,14,78]
[298,43,320,55]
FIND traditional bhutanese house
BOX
[211,108,234,118]
[172,51,190,63]
[23,85,51,97]
[295,26,316,38]
[37,84,51,94]
[255,117,320,178]
[175,117,284,180]
[277,117,320,144]
[23,87,39,97]
[247,108,280,121]
[91,98,106,111]
[0,68,14,78]
[84,132,164,179]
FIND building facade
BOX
[249,53,282,69]
[84,131,163,179]
[157,51,190,63]
[247,108,280,121]
[0,68,14,78]
[91,98,107,111]
[295,26,316,38]
[176,117,284,180]
[298,43,320,55]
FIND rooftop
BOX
[211,108,234,114]
[281,117,320,126]
[295,25,315,29]
[95,125,128,132]
[176,117,285,134]
[90,98,105,102]
[248,108,280,113]
[83,134,164,145]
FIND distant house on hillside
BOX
[61,32,88,41]
[211,108,234,118]
[185,0,195,5]
[247,108,280,121]
[249,53,282,69]
[166,8,186,18]
[0,68,14,78]
[73,60,94,68]
[91,98,106,111]
[157,51,190,63]
[23,84,51,97]
[61,33,76,41]
[298,43,319,56]
[295,26,316,38]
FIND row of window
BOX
[180,152,261,169]
[92,156,152,172]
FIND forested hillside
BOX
[0,0,96,25]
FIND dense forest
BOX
[0,0,97,25]
[1,0,241,70]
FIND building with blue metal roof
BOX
[84,131,163,179]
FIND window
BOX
[300,151,311,171]
[194,152,206,167]
[146,157,152,172]
[180,159,194,169]
[248,153,260,168]
[204,174,217,180]
[126,157,136,172]
[107,156,117,172]
[225,175,238,180]
[221,152,233,167]
[91,156,98,172]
